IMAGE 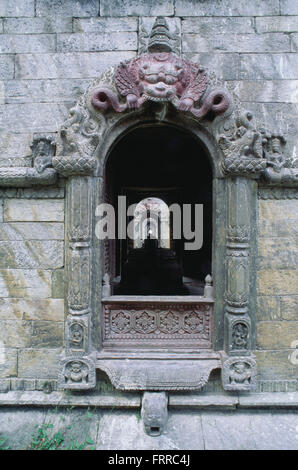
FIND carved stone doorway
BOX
[105,124,213,297]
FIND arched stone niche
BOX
[1,17,294,394]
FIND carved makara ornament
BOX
[91,17,230,120]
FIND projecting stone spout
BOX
[141,392,168,437]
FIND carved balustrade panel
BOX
[102,298,213,348]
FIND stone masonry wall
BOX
[256,191,298,385]
[0,0,297,389]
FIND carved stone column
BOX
[221,176,257,391]
[54,162,97,390]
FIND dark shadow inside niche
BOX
[105,124,213,295]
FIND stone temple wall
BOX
[0,0,297,393]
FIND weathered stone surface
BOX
[0,348,17,378]
[0,157,32,167]
[18,349,61,379]
[0,35,56,54]
[169,393,238,408]
[0,19,3,33]
[4,79,91,104]
[15,52,136,79]
[51,270,65,299]
[0,380,10,392]
[0,407,48,449]
[0,200,3,222]
[0,81,4,106]
[36,0,99,17]
[10,378,36,391]
[176,0,279,16]
[238,392,298,407]
[0,241,64,269]
[291,34,298,51]
[18,187,65,199]
[280,0,298,15]
[100,0,174,16]
[0,298,64,321]
[183,33,290,53]
[31,321,64,348]
[240,53,298,79]
[0,320,32,347]
[98,410,204,450]
[0,132,32,158]
[0,103,69,133]
[4,199,64,222]
[201,410,298,450]
[73,17,138,33]
[3,17,72,34]
[0,269,51,298]
[184,52,240,80]
[255,350,298,380]
[0,223,64,241]
[0,55,14,80]
[257,296,281,321]
[258,238,298,270]
[230,80,298,103]
[0,0,35,17]
[182,17,254,34]
[256,16,298,33]
[0,188,17,198]
[257,321,298,349]
[57,32,137,52]
[257,270,298,295]
[259,219,298,238]
[280,296,298,321]
[259,199,298,221]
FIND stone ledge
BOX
[0,391,141,408]
[238,392,298,407]
[0,391,297,409]
[169,393,238,409]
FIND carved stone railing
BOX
[101,295,214,349]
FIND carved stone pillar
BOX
[221,176,257,390]
[58,174,96,390]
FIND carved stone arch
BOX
[95,112,224,179]
[47,18,296,393]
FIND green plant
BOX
[65,438,95,450]
[27,421,96,450]
[28,424,64,450]
[0,434,10,450]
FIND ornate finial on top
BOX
[148,17,173,53]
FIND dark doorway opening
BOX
[105,124,213,295]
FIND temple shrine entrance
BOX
[105,124,213,296]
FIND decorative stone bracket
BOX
[0,135,58,187]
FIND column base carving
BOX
[221,353,257,391]
[58,353,97,390]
